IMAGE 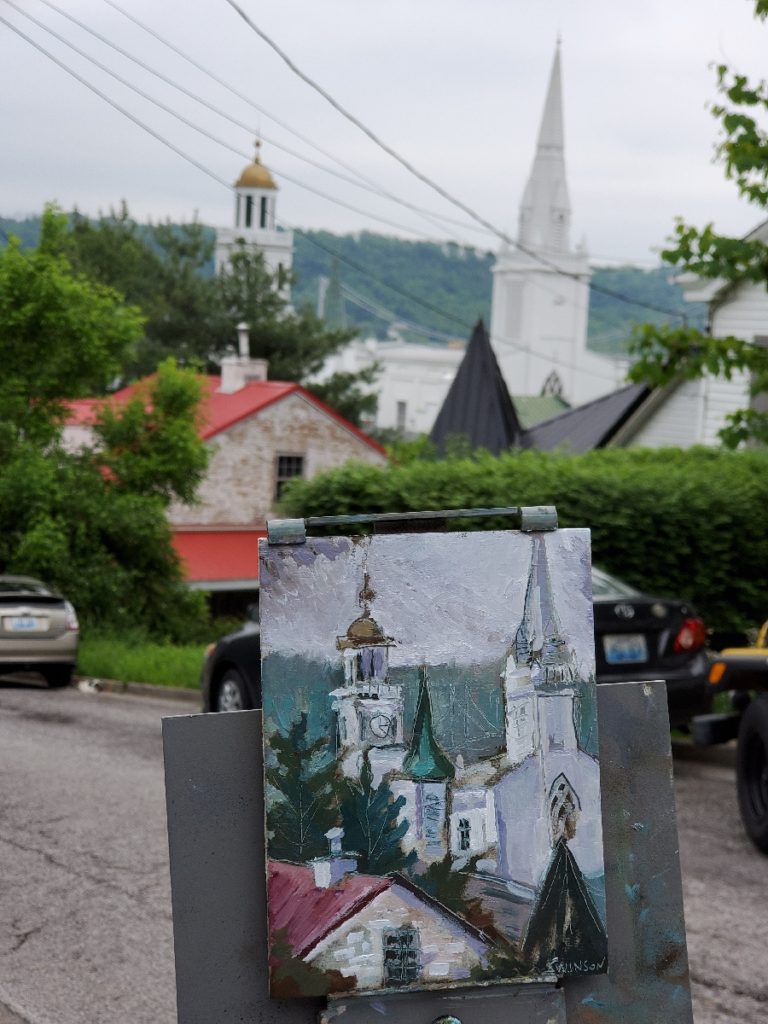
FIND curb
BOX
[671,738,737,769]
[75,676,201,705]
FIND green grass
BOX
[77,630,208,689]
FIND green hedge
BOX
[279,446,768,638]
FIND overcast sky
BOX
[2,0,766,264]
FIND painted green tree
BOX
[628,0,768,447]
[266,714,339,862]
[338,755,416,875]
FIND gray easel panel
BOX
[162,679,692,1024]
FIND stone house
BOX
[268,858,490,993]
[64,354,387,593]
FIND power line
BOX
[50,0,490,241]
[1,11,667,383]
[223,0,688,323]
[5,1,463,241]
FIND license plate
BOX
[5,616,48,632]
[604,633,647,665]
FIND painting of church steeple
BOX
[331,570,405,782]
[393,667,454,862]
[515,534,577,689]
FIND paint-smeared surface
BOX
[163,680,693,1024]
[259,529,607,996]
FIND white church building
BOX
[313,44,626,435]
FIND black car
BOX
[201,605,261,712]
[591,566,712,728]
[202,568,713,726]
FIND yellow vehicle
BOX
[696,622,768,852]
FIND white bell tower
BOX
[215,140,294,296]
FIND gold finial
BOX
[254,137,262,163]
[359,572,376,615]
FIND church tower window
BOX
[260,196,268,229]
[245,196,253,228]
[549,773,580,843]
[458,817,471,851]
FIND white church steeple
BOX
[518,41,571,255]
[489,43,625,408]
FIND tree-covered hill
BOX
[2,214,705,352]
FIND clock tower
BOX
[331,573,406,781]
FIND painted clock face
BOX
[369,713,394,738]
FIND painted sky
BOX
[259,529,595,673]
[3,0,767,264]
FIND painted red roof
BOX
[268,861,391,956]
[171,529,265,583]
[65,376,386,455]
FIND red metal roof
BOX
[65,376,386,455]
[171,529,265,585]
[268,861,391,957]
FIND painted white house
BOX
[597,219,768,449]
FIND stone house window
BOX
[383,927,420,984]
[275,454,304,501]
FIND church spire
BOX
[514,535,576,688]
[517,41,572,255]
[402,667,454,781]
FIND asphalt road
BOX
[0,680,766,1023]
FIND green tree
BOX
[628,0,768,447]
[93,358,208,503]
[266,714,339,862]
[0,205,209,639]
[338,754,415,875]
[0,207,143,447]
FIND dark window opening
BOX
[245,196,253,228]
[260,196,268,228]
[458,817,471,851]
[275,454,304,501]
[383,927,420,984]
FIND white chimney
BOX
[312,827,358,888]
[218,321,269,393]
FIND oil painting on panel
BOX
[259,529,607,997]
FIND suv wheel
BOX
[737,695,768,853]
[215,669,251,712]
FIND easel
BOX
[162,507,694,1024]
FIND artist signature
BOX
[546,957,607,975]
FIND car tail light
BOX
[64,601,79,631]
[673,617,707,653]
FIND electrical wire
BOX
[223,0,688,322]
[5,1,467,242]
[0,10,673,381]
[33,0,493,241]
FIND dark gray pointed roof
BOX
[523,382,650,453]
[429,318,525,454]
